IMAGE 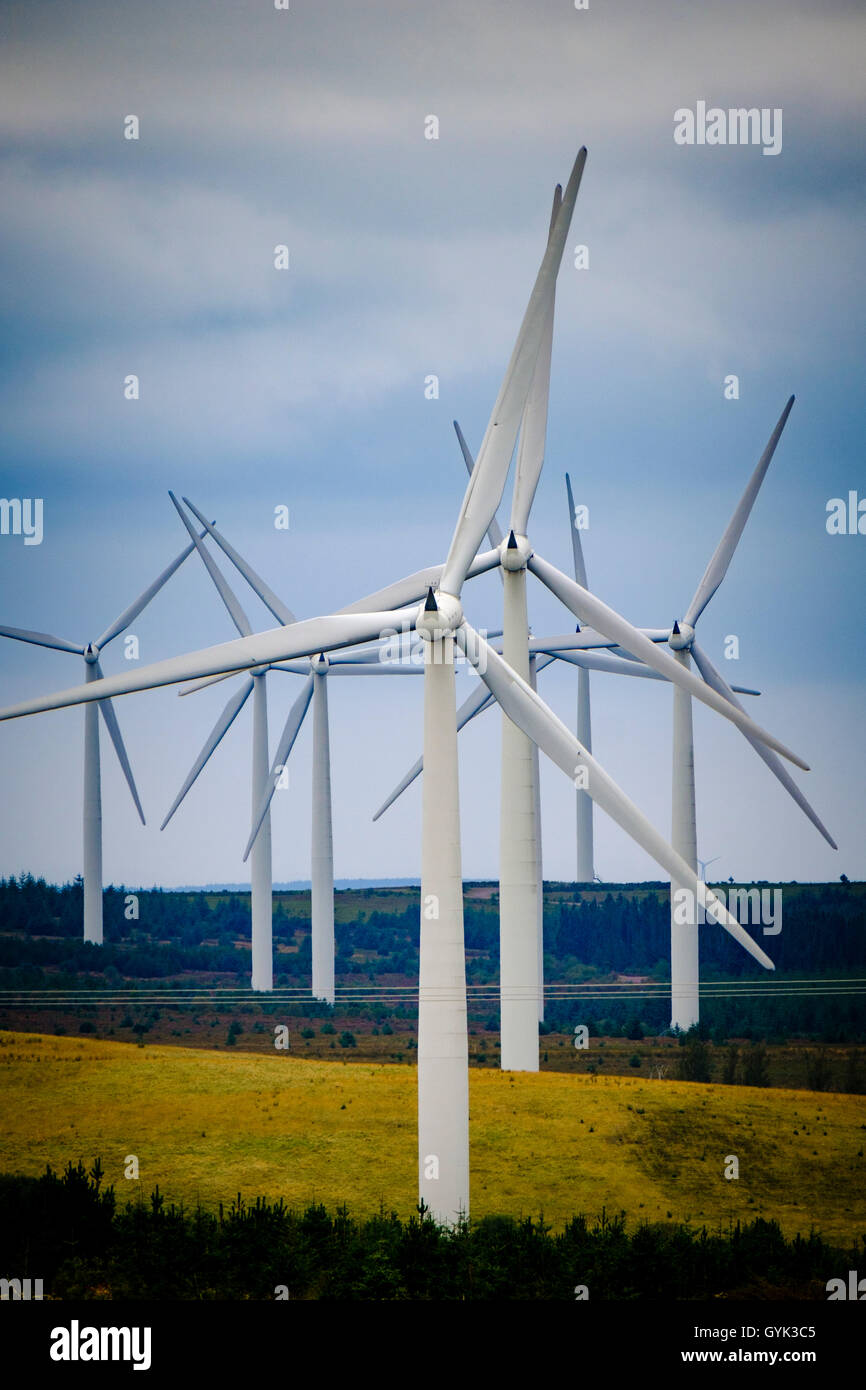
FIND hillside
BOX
[1,1031,863,1242]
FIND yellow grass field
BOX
[1,1031,864,1241]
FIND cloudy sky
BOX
[0,0,863,891]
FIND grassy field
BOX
[3,1005,861,1092]
[2,1030,864,1241]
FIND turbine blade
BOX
[684,396,795,628]
[93,661,146,824]
[454,420,505,557]
[324,662,425,676]
[243,675,314,859]
[181,497,297,626]
[510,190,562,535]
[179,671,239,695]
[530,629,670,654]
[168,492,253,638]
[373,679,493,820]
[161,676,255,830]
[553,650,667,680]
[440,148,587,596]
[0,607,418,721]
[528,551,808,770]
[94,525,214,650]
[691,641,837,850]
[373,654,555,819]
[0,624,84,656]
[336,549,501,616]
[456,621,774,970]
[565,473,588,588]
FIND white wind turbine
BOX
[560,474,759,884]
[661,396,836,1029]
[161,491,295,992]
[166,497,424,1003]
[428,183,566,1072]
[0,149,812,1224]
[0,533,209,942]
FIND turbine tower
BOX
[492,185,565,1072]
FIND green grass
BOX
[1,1031,864,1240]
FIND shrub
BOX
[805,1049,832,1092]
[742,1043,770,1088]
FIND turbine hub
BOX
[84,643,100,665]
[668,621,695,652]
[415,588,463,641]
[499,531,533,571]
[310,652,329,672]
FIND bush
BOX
[805,1049,832,1092]
[339,1032,357,1048]
[676,1031,712,1084]
[843,1051,865,1094]
[300,1028,315,1040]
[628,1054,641,1068]
[321,1022,336,1035]
[742,1043,770,1088]
[722,1045,739,1085]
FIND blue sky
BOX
[0,0,863,889]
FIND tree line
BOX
[0,1158,857,1301]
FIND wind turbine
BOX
[0,150,810,1226]
[663,397,836,1029]
[0,532,209,942]
[160,491,298,992]
[167,494,425,1006]
[442,185,563,1072]
[697,855,720,880]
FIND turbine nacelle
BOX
[500,530,533,571]
[668,620,695,652]
[416,588,463,642]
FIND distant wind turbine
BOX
[0,531,210,942]
[663,397,836,1029]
